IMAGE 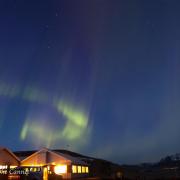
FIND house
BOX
[0,147,20,179]
[0,147,121,179]
[0,147,20,167]
[15,148,89,179]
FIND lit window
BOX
[85,167,89,173]
[72,165,77,173]
[77,166,81,173]
[25,168,29,172]
[54,165,67,175]
[10,166,17,169]
[0,165,7,169]
[82,166,85,173]
[34,168,38,172]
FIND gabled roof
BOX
[18,148,88,165]
[0,147,20,162]
[14,149,91,159]
[21,148,71,164]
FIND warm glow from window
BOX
[0,165,7,169]
[10,166,17,169]
[32,168,39,172]
[43,167,48,180]
[82,166,85,173]
[54,165,67,174]
[72,165,77,173]
[77,166,81,173]
[86,166,89,173]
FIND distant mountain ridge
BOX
[157,153,180,168]
[161,153,180,162]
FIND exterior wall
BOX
[61,172,71,179]
[70,165,89,179]
[0,149,19,166]
[47,152,70,165]
[71,173,89,179]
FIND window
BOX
[85,166,89,173]
[10,166,17,169]
[77,166,81,173]
[82,166,85,173]
[25,168,29,172]
[0,165,7,169]
[72,165,77,173]
[54,165,67,174]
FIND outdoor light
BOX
[54,165,67,175]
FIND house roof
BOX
[14,149,88,158]
[53,150,88,165]
[0,147,20,162]
[20,148,71,164]
[15,148,88,165]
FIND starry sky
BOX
[0,0,180,164]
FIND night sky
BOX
[0,0,180,164]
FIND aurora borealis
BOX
[0,82,91,150]
[1,0,180,164]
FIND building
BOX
[0,147,89,179]
[19,148,89,179]
[0,147,20,179]
[0,147,20,167]
[0,147,123,179]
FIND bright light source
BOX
[72,165,77,173]
[82,166,85,173]
[78,166,81,173]
[54,165,67,175]
[0,165,7,169]
[86,166,89,173]
[10,166,17,169]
